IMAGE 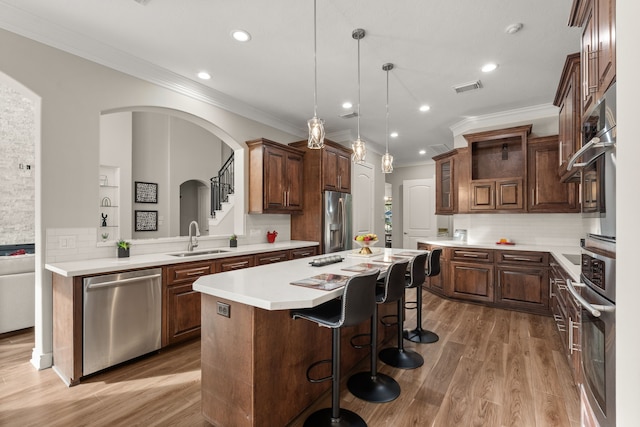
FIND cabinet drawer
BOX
[289,246,318,260]
[255,251,289,265]
[497,250,548,265]
[450,248,493,263]
[166,261,215,285]
[217,255,255,272]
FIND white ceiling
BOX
[0,0,581,166]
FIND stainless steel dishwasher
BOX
[83,268,162,376]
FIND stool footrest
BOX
[306,359,332,383]
[350,332,371,349]
[404,300,418,310]
[380,314,398,327]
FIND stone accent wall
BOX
[0,83,35,245]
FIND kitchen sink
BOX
[169,249,229,257]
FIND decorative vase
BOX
[117,247,130,258]
[267,231,277,243]
[230,240,237,248]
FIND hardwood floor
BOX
[0,291,579,427]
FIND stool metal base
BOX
[403,327,439,344]
[378,347,424,369]
[347,371,401,403]
[303,407,367,427]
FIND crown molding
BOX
[449,103,558,137]
[0,2,306,138]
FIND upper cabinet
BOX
[464,125,531,212]
[322,145,351,193]
[554,53,582,182]
[527,135,580,213]
[289,139,352,194]
[570,0,616,119]
[434,150,456,214]
[247,138,304,214]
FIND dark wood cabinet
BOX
[464,125,531,213]
[255,251,289,265]
[449,261,494,303]
[247,138,304,214]
[571,0,616,120]
[163,260,215,346]
[289,139,353,253]
[216,255,255,272]
[554,53,582,182]
[434,151,456,214]
[323,145,351,193]
[527,135,580,213]
[550,260,581,388]
[496,250,549,314]
[448,248,494,303]
[289,246,318,259]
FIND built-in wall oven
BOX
[567,234,616,427]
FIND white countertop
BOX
[417,238,581,281]
[45,241,319,277]
[193,248,426,311]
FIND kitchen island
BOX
[193,248,425,427]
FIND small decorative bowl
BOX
[354,239,378,254]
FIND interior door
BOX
[352,162,374,236]
[402,178,436,249]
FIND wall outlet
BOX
[59,235,77,249]
[216,301,230,318]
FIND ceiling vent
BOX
[453,80,483,94]
[339,111,358,119]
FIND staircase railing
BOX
[211,153,234,217]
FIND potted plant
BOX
[116,239,131,258]
[229,234,238,248]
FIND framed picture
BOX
[135,210,158,232]
[135,181,158,204]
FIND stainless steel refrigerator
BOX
[323,191,352,253]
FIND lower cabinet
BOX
[495,250,549,314]
[418,244,552,316]
[550,260,581,388]
[449,261,495,303]
[163,246,319,346]
[164,260,215,346]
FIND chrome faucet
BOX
[187,221,200,251]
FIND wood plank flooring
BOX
[0,291,579,427]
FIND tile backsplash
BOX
[45,214,292,263]
[453,213,585,247]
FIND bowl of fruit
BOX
[354,233,379,254]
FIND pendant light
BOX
[307,0,325,149]
[351,28,366,163]
[381,63,394,173]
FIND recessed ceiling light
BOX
[419,150,426,155]
[419,105,430,112]
[505,23,524,34]
[197,71,211,80]
[482,63,498,73]
[390,132,398,138]
[231,29,251,42]
[342,102,353,109]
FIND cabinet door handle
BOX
[225,261,249,269]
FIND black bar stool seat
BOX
[377,258,424,370]
[403,249,441,344]
[291,269,379,427]
[346,260,408,403]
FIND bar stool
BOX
[403,250,440,344]
[346,260,408,403]
[291,269,379,427]
[378,258,424,370]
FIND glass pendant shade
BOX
[381,151,394,173]
[352,137,366,163]
[307,116,325,149]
